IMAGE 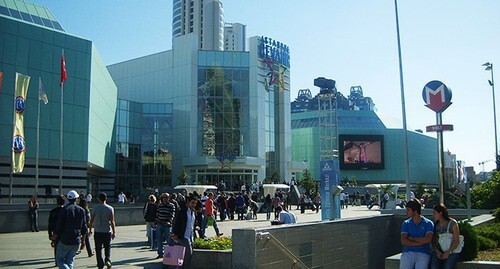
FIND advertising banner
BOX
[320,160,340,220]
[12,73,31,173]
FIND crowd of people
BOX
[31,185,465,269]
[46,190,115,269]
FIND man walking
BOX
[48,195,65,267]
[155,193,176,259]
[89,192,116,269]
[172,194,198,268]
[54,190,87,269]
[200,192,223,238]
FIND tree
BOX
[299,169,316,196]
[414,182,427,198]
[471,171,500,209]
[271,170,281,183]
[177,167,189,185]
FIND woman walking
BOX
[430,203,461,269]
[28,195,39,232]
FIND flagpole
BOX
[36,77,41,198]
[9,89,16,204]
[59,50,64,195]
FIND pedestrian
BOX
[172,194,199,268]
[48,195,65,267]
[155,193,176,259]
[313,193,321,213]
[400,198,434,269]
[275,206,296,224]
[117,191,127,204]
[28,195,40,232]
[86,192,92,203]
[264,194,272,220]
[78,199,94,257]
[227,193,236,220]
[216,192,227,221]
[54,190,87,269]
[201,192,223,237]
[381,191,389,209]
[143,195,158,249]
[249,199,259,220]
[430,203,461,269]
[89,192,116,269]
[235,193,246,220]
[299,194,306,214]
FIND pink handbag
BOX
[162,245,186,266]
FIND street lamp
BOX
[483,62,499,171]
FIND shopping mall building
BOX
[0,0,438,202]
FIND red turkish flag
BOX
[61,52,67,86]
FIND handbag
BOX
[162,245,186,266]
[438,220,464,253]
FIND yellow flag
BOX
[12,73,30,173]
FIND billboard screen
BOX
[339,134,384,170]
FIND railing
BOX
[256,231,310,269]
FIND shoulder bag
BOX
[438,220,464,253]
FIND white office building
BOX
[224,22,247,51]
[172,0,224,51]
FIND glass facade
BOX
[115,99,173,196]
[198,51,250,159]
[0,1,117,201]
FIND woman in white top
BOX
[430,203,461,269]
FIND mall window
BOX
[197,60,250,158]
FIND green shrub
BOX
[193,237,232,250]
[494,207,500,222]
[477,235,497,251]
[474,223,500,245]
[459,221,478,261]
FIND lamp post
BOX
[394,0,411,201]
[483,62,499,171]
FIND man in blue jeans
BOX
[400,198,434,269]
[54,190,87,269]
[89,192,115,269]
[155,193,176,259]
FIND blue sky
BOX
[30,0,500,173]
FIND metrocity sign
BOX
[422,80,452,113]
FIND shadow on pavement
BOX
[0,257,54,268]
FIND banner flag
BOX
[61,51,67,86]
[12,73,31,173]
[39,77,48,104]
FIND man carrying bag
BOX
[167,194,199,268]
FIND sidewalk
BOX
[0,206,379,268]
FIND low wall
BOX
[386,254,500,269]
[0,205,145,233]
[192,249,232,269]
[232,214,402,269]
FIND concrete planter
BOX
[191,248,232,269]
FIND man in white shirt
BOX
[117,192,126,204]
[86,193,92,203]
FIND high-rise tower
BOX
[172,0,224,51]
[224,22,246,51]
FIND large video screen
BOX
[339,134,384,170]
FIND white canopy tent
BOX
[173,185,218,195]
[262,184,290,198]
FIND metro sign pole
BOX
[422,80,453,204]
